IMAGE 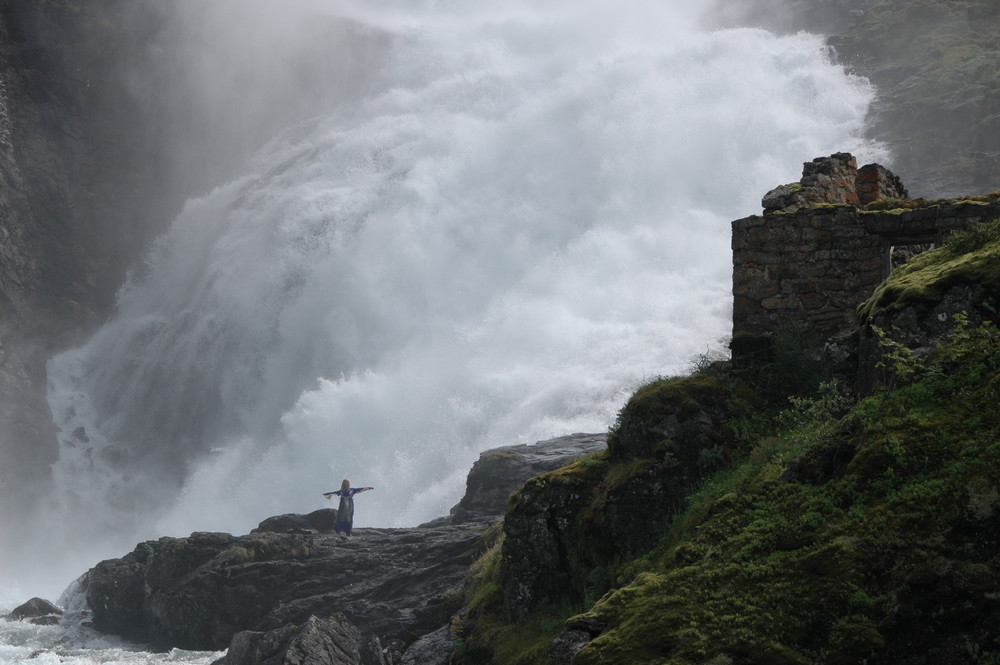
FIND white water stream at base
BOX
[0,589,219,665]
[2,5,884,655]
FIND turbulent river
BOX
[3,1,883,660]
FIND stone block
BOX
[856,163,907,204]
[761,295,799,311]
[800,228,833,244]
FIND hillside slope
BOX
[454,217,1000,664]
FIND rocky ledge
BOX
[70,433,606,664]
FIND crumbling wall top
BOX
[760,152,908,214]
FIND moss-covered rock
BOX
[860,219,1000,320]
[857,218,1000,392]
[458,218,1000,664]
[495,373,765,632]
[570,318,1000,664]
[607,374,753,460]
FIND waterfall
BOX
[12,0,884,597]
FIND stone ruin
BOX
[731,152,1000,348]
[760,152,906,214]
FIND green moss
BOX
[217,545,255,565]
[212,534,310,566]
[863,197,910,211]
[626,373,725,417]
[569,320,1000,664]
[460,224,1000,661]
[542,450,610,486]
[859,218,1000,320]
[606,372,754,458]
[475,451,521,474]
[861,193,1000,214]
[456,532,585,665]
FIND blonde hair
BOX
[341,479,350,491]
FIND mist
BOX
[1,0,884,599]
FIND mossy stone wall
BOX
[733,153,999,346]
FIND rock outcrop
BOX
[84,526,481,652]
[77,433,605,660]
[500,376,757,621]
[252,509,339,535]
[449,433,607,524]
[4,597,63,625]
[216,614,388,665]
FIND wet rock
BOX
[80,434,606,654]
[5,597,63,625]
[82,524,481,651]
[549,630,591,665]
[253,509,339,534]
[214,614,380,665]
[449,433,606,524]
[398,625,451,665]
[550,615,604,665]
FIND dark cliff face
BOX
[0,0,390,525]
[713,0,1000,198]
[0,0,181,524]
[829,1,1000,197]
[0,1,106,517]
[2,0,150,320]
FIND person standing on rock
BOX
[322,479,374,536]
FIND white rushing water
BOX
[3,0,885,632]
[0,588,220,665]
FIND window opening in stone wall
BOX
[889,243,936,272]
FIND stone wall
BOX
[732,153,999,345]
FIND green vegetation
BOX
[861,192,1000,213]
[215,534,310,566]
[803,202,847,211]
[454,336,828,665]
[456,220,1000,664]
[571,317,1000,664]
[859,217,1000,319]
[453,524,583,665]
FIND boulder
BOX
[214,614,379,665]
[398,625,452,665]
[5,597,63,625]
[253,509,339,534]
